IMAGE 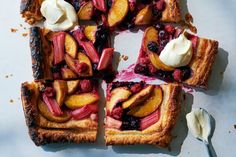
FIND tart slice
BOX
[21,79,99,146]
[20,0,181,27]
[134,25,219,89]
[105,81,182,147]
[29,26,115,82]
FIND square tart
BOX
[29,26,115,82]
[134,25,219,89]
[20,0,181,26]
[21,79,99,146]
[105,82,182,147]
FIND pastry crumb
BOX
[120,55,129,61]
[234,125,236,129]
[10,99,14,103]
[22,33,28,37]
[20,24,23,27]
[229,131,231,133]
[5,75,9,78]
[11,28,18,33]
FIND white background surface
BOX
[0,0,236,157]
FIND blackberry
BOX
[155,70,174,82]
[179,66,192,81]
[122,115,140,130]
[107,0,113,10]
[140,0,152,4]
[70,0,80,12]
[147,41,159,53]
[154,23,164,30]
[51,65,61,73]
[152,8,162,20]
[134,64,150,76]
[94,25,109,54]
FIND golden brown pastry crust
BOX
[161,0,182,23]
[105,84,182,147]
[184,37,219,89]
[21,82,97,146]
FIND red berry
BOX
[80,80,93,92]
[76,62,88,74]
[111,106,123,120]
[131,83,142,93]
[173,69,183,82]
[165,24,175,35]
[44,87,55,98]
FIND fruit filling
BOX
[134,24,199,82]
[37,80,99,123]
[44,24,114,81]
[105,81,163,131]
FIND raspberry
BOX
[173,69,183,82]
[130,83,142,93]
[80,80,93,92]
[76,62,88,74]
[111,107,123,120]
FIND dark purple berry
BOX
[154,23,164,30]
[70,0,80,12]
[147,41,159,53]
[134,64,150,76]
[180,66,192,81]
[122,115,140,130]
[152,8,162,20]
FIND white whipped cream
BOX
[159,33,193,67]
[40,0,78,31]
[186,108,212,143]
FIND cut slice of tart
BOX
[29,26,115,82]
[134,25,219,89]
[105,81,182,147]
[21,79,99,146]
[20,0,181,27]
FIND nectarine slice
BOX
[77,52,93,77]
[65,33,78,58]
[142,26,158,53]
[53,80,68,107]
[61,68,77,79]
[84,25,97,43]
[135,5,153,25]
[67,80,80,94]
[77,1,94,20]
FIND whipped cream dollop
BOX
[186,108,212,143]
[159,33,193,68]
[40,0,78,31]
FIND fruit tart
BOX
[21,79,99,146]
[20,0,181,27]
[29,26,115,82]
[134,24,219,89]
[105,81,182,147]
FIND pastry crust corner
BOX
[161,0,182,23]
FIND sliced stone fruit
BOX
[65,93,99,109]
[128,86,163,117]
[71,103,98,120]
[92,0,106,12]
[38,99,71,123]
[149,52,174,71]
[140,109,160,130]
[122,85,154,109]
[61,67,77,79]
[84,25,97,43]
[135,5,153,25]
[67,80,80,94]
[106,116,122,129]
[53,80,68,107]
[65,33,78,58]
[77,52,93,77]
[142,27,158,53]
[77,1,94,20]
[108,0,129,27]
[97,48,114,70]
[106,87,132,113]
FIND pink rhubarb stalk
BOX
[80,41,100,63]
[92,0,107,12]
[52,32,65,65]
[71,104,98,120]
[97,48,114,70]
[42,93,63,116]
[140,109,160,130]
[106,116,122,130]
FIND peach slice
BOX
[84,25,97,43]
[38,99,71,123]
[53,80,68,107]
[142,26,158,53]
[67,80,80,94]
[122,85,154,109]
[135,5,153,25]
[106,87,132,113]
[77,1,94,20]
[128,86,163,117]
[108,0,129,27]
[65,33,78,58]
[149,52,174,71]
[65,93,99,109]
[61,67,77,79]
[97,48,114,70]
[77,52,93,77]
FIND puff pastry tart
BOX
[20,0,181,26]
[134,25,219,89]
[29,26,115,82]
[105,81,182,147]
[21,79,99,146]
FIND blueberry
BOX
[147,41,159,53]
[71,0,80,12]
[122,115,140,130]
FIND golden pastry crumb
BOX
[11,28,18,33]
[22,33,28,37]
[5,75,9,78]
[234,125,236,129]
[20,24,23,27]
[10,99,14,103]
[120,55,129,61]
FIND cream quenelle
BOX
[40,0,78,31]
[186,108,212,143]
[159,33,193,68]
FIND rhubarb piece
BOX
[108,0,129,27]
[106,87,132,113]
[128,87,163,117]
[65,33,78,58]
[67,80,80,94]
[84,25,97,43]
[53,80,68,106]
[106,116,122,129]
[80,41,100,63]
[77,1,94,20]
[97,48,114,70]
[38,99,71,123]
[79,80,93,92]
[134,5,153,25]
[77,52,93,77]
[71,104,98,120]
[42,93,63,116]
[61,67,77,79]
[140,109,160,130]
[65,93,99,109]
[92,0,106,12]
[122,85,154,109]
[52,32,65,65]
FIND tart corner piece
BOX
[161,0,182,23]
[105,82,182,147]
[21,80,98,146]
